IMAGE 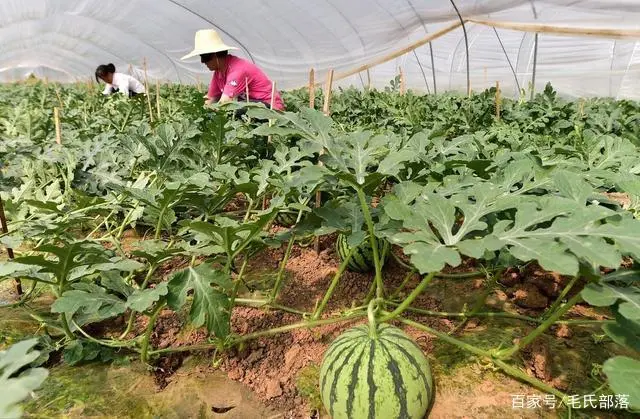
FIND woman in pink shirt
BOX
[182,29,284,111]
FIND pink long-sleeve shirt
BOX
[207,55,285,110]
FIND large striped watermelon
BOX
[319,323,433,418]
[336,233,387,273]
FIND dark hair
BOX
[200,50,228,63]
[95,63,116,82]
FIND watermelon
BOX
[336,233,387,273]
[319,323,433,418]
[275,211,298,227]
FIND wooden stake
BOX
[54,107,62,145]
[495,81,501,120]
[0,196,21,296]
[399,66,406,95]
[155,79,161,119]
[315,69,334,255]
[366,69,372,91]
[54,84,64,109]
[309,69,315,109]
[322,70,334,115]
[142,58,154,123]
[245,77,250,103]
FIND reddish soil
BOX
[122,240,609,417]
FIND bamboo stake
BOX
[315,69,334,255]
[245,77,250,103]
[495,81,501,120]
[325,21,462,85]
[0,196,21,295]
[366,69,372,91]
[54,107,62,145]
[142,58,154,123]
[468,18,640,39]
[399,66,406,95]
[155,79,161,119]
[54,84,64,109]
[309,69,315,109]
[270,80,276,111]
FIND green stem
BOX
[60,313,74,340]
[312,246,357,320]
[242,198,254,223]
[356,188,384,299]
[230,257,249,307]
[154,210,167,240]
[269,235,296,302]
[394,315,569,402]
[450,270,499,335]
[436,271,489,279]
[496,291,583,360]
[140,302,165,364]
[379,272,436,322]
[148,312,366,355]
[72,320,139,350]
[115,205,140,239]
[387,303,540,323]
[57,282,74,339]
[542,276,579,320]
[389,269,417,299]
[389,251,488,280]
[233,298,308,316]
[364,277,377,303]
[367,299,380,338]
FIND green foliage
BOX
[2,80,640,414]
[0,339,48,419]
[167,265,232,338]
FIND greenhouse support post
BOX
[449,0,470,97]
[530,33,539,101]
[429,42,437,94]
[315,69,334,255]
[0,196,21,296]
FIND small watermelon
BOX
[275,211,298,227]
[336,233,387,273]
[319,323,434,418]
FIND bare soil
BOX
[134,237,616,418]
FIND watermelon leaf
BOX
[602,356,640,410]
[166,265,231,338]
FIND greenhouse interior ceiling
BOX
[1,0,639,98]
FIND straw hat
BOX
[181,29,238,60]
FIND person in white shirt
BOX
[95,63,146,97]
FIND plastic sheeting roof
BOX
[1,1,639,98]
